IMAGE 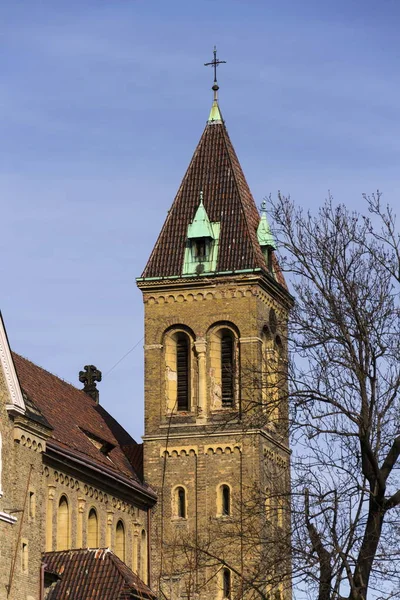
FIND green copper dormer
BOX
[257,199,276,275]
[183,192,220,275]
[187,193,215,239]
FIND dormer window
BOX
[183,191,220,276]
[194,239,207,261]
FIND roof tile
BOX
[43,548,156,600]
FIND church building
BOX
[0,50,292,600]
[138,50,293,599]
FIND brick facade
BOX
[140,276,292,599]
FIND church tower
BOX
[137,50,293,600]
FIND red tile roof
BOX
[12,353,154,499]
[141,119,286,289]
[43,548,156,600]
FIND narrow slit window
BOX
[57,496,70,551]
[222,485,230,516]
[176,334,189,411]
[115,520,125,561]
[21,542,28,573]
[177,487,186,518]
[140,529,148,582]
[29,491,35,519]
[221,333,234,406]
[87,508,98,547]
[223,568,231,599]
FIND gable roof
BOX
[0,312,26,416]
[141,116,286,289]
[43,548,156,600]
[12,353,155,502]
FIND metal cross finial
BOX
[204,46,226,87]
[199,190,204,204]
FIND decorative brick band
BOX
[161,446,198,457]
[205,444,241,455]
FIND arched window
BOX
[165,328,193,413]
[57,496,70,550]
[140,529,148,583]
[87,508,98,547]
[221,332,234,406]
[115,520,125,561]
[173,486,187,519]
[222,568,231,599]
[208,325,238,411]
[176,333,190,411]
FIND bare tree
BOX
[269,193,400,600]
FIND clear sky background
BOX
[1,0,400,441]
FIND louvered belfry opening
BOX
[176,333,190,411]
[221,332,234,406]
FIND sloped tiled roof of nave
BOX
[12,352,153,497]
[44,548,156,600]
[142,117,286,288]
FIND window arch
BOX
[115,520,125,561]
[208,324,239,410]
[172,486,187,519]
[217,484,231,517]
[164,327,194,413]
[87,508,98,547]
[57,495,70,550]
[140,529,148,583]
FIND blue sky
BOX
[1,0,400,441]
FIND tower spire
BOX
[204,46,226,123]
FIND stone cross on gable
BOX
[79,365,102,404]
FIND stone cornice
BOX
[144,428,290,455]
[137,271,293,309]
[45,441,157,507]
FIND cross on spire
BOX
[204,46,226,101]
